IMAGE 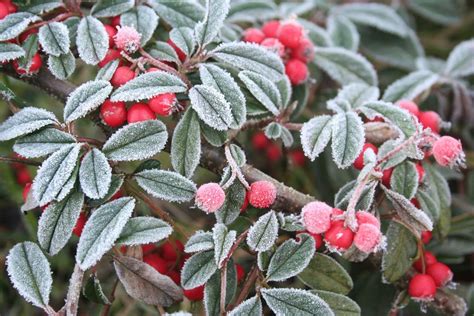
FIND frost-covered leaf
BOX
[298,19,333,47]
[264,122,282,139]
[199,64,246,128]
[262,288,334,316]
[95,59,119,81]
[185,231,214,253]
[276,76,292,108]
[301,115,333,161]
[32,144,81,206]
[64,17,80,43]
[382,222,417,283]
[135,169,196,203]
[216,179,246,225]
[328,15,359,51]
[382,70,439,103]
[331,111,365,169]
[102,120,168,161]
[117,217,172,245]
[17,34,38,69]
[416,189,440,222]
[390,161,418,199]
[280,126,294,148]
[195,0,230,46]
[79,148,112,199]
[247,211,279,252]
[89,175,124,207]
[189,85,232,131]
[227,0,276,23]
[407,0,463,26]
[424,163,451,237]
[6,242,52,308]
[211,42,285,78]
[91,0,134,17]
[204,262,237,315]
[336,83,379,108]
[444,39,474,78]
[114,255,183,306]
[121,6,159,45]
[212,223,236,268]
[82,273,110,305]
[0,107,58,141]
[239,70,281,116]
[170,27,195,56]
[76,16,109,65]
[38,191,84,255]
[48,52,76,80]
[56,163,79,202]
[181,250,217,289]
[336,3,408,37]
[266,233,315,282]
[228,295,262,316]
[311,290,361,316]
[201,121,227,146]
[314,47,377,86]
[0,12,40,41]
[327,99,351,113]
[38,22,69,56]
[148,41,179,63]
[149,0,205,28]
[14,128,75,159]
[21,0,62,15]
[76,197,135,270]
[111,71,187,102]
[64,80,112,123]
[229,144,246,167]
[416,57,446,74]
[0,42,24,63]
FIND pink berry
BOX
[285,59,308,85]
[356,211,380,229]
[104,24,117,48]
[114,25,141,53]
[324,221,354,251]
[419,111,441,133]
[98,48,121,68]
[432,136,465,168]
[291,37,315,63]
[413,251,437,272]
[277,22,303,49]
[354,223,381,253]
[195,183,225,213]
[421,231,432,244]
[127,103,155,123]
[408,274,437,300]
[243,28,265,44]
[397,100,420,117]
[100,100,127,127]
[353,143,378,170]
[149,93,176,116]
[248,181,277,209]
[426,262,453,287]
[260,38,285,57]
[111,66,135,87]
[262,20,281,38]
[301,201,333,234]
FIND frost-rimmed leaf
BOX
[227,0,275,23]
[314,47,377,86]
[331,111,365,169]
[280,126,294,148]
[170,27,195,56]
[382,70,439,103]
[48,52,76,80]
[149,41,179,63]
[113,255,183,306]
[416,189,440,221]
[301,115,333,161]
[117,217,172,245]
[228,295,262,316]
[201,121,227,146]
[185,231,214,253]
[0,42,25,63]
[266,233,315,282]
[32,144,81,206]
[16,127,76,159]
[195,0,230,46]
[407,0,463,26]
[38,22,69,56]
[381,222,417,283]
[6,242,52,308]
[424,162,451,237]
[327,15,359,51]
[390,161,418,199]
[149,0,205,28]
[18,33,38,70]
[56,163,79,202]
[212,223,236,268]
[95,59,119,81]
[444,39,474,78]
[204,262,237,315]
[336,83,379,108]
[334,180,376,212]
[189,84,232,130]
[64,17,80,43]
[22,1,62,15]
[89,175,124,207]
[261,288,334,316]
[0,107,58,141]
[82,273,110,305]
[37,191,84,255]
[135,169,197,203]
[216,180,245,225]
[171,108,201,178]
[121,6,159,46]
[199,64,246,128]
[311,290,361,316]
[64,80,112,123]
[0,12,40,41]
[181,250,217,290]
[76,197,135,270]
[91,0,134,17]
[76,16,109,65]
[79,148,112,199]
[102,120,168,161]
[247,211,279,252]
[239,70,281,116]
[211,42,285,79]
[110,71,187,102]
[264,122,282,139]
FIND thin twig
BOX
[229,264,259,310]
[0,156,41,166]
[64,264,84,316]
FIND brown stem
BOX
[229,265,259,310]
[99,278,119,316]
[64,264,84,316]
[0,156,41,166]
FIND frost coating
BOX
[48,52,76,80]
[121,6,159,46]
[382,70,439,103]
[76,197,135,270]
[261,288,334,316]
[212,224,236,267]
[64,80,112,123]
[194,0,230,46]
[0,107,58,141]
[239,70,281,116]
[185,231,214,253]
[38,22,70,56]
[170,27,195,56]
[196,183,226,213]
[336,83,379,108]
[0,43,25,63]
[189,85,232,131]
[390,161,419,199]
[180,250,217,289]
[76,16,109,65]
[117,217,172,245]
[95,59,119,81]
[445,39,474,78]
[301,201,333,234]
[0,13,41,41]
[331,111,365,169]
[247,211,279,252]
[300,115,333,161]
[228,295,262,316]
[91,0,134,17]
[79,148,112,199]
[149,0,205,28]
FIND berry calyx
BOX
[354,223,381,253]
[73,212,87,237]
[324,221,354,251]
[408,274,437,300]
[195,183,226,213]
[419,111,441,133]
[98,48,121,68]
[262,20,281,38]
[301,201,333,234]
[397,100,420,117]
[13,53,42,75]
[426,262,453,287]
[148,93,176,116]
[421,231,432,244]
[432,136,465,168]
[114,25,141,53]
[413,251,437,272]
[127,103,155,123]
[100,100,127,127]
[143,253,168,274]
[353,143,378,170]
[243,28,265,44]
[248,180,277,209]
[111,66,135,87]
[277,21,303,49]
[184,285,204,301]
[260,38,285,57]
[103,24,117,48]
[285,59,308,85]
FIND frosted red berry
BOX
[262,20,281,38]
[356,211,380,229]
[127,103,155,123]
[149,93,176,116]
[114,26,141,53]
[421,231,432,244]
[291,37,315,63]
[111,66,135,87]
[413,251,437,272]
[285,59,308,85]
[277,22,303,49]
[100,100,127,127]
[98,48,121,68]
[408,274,437,300]
[324,221,354,251]
[73,213,87,237]
[143,253,168,274]
[195,183,226,213]
[248,180,277,209]
[419,111,441,133]
[184,285,204,301]
[426,262,453,287]
[167,39,186,62]
[13,53,42,75]
[354,223,381,253]
[260,38,285,57]
[301,201,333,234]
[397,100,420,117]
[353,143,378,170]
[252,132,270,150]
[382,168,393,187]
[243,28,265,44]
[266,143,282,162]
[432,136,465,168]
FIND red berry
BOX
[16,168,32,186]
[3,0,16,13]
[141,243,156,255]
[127,103,155,123]
[149,93,176,116]
[243,28,265,44]
[260,38,285,57]
[277,22,304,49]
[285,59,308,85]
[381,168,393,187]
[22,182,32,202]
[240,191,249,213]
[13,53,42,75]
[353,223,381,253]
[309,232,323,249]
[73,213,87,237]
[411,198,420,208]
[426,262,453,287]
[104,24,117,48]
[413,251,437,272]
[324,221,354,251]
[332,208,344,218]
[160,240,184,262]
[415,163,425,183]
[0,2,8,19]
[248,180,277,209]
[397,100,420,117]
[356,211,380,229]
[291,37,315,63]
[432,136,464,168]
[251,132,270,150]
[98,49,121,68]
[353,143,378,170]
[262,20,281,38]
[289,150,306,167]
[421,231,432,244]
[408,274,437,300]
[265,143,282,162]
[184,285,204,301]
[100,100,127,127]
[419,111,441,133]
[19,28,38,43]
[143,253,168,274]
[301,201,333,234]
[111,66,135,87]
[110,15,121,27]
[195,183,226,213]
[166,270,181,285]
[167,39,186,62]
[236,264,245,283]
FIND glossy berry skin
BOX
[22,182,32,202]
[356,211,380,229]
[160,240,184,262]
[143,253,168,274]
[236,264,245,283]
[266,143,282,162]
[324,221,354,251]
[13,53,42,75]
[408,274,437,300]
[291,37,315,63]
[397,100,420,117]
[353,143,378,170]
[127,103,155,123]
[167,39,186,62]
[262,20,281,38]
[285,59,308,85]
[111,66,135,87]
[73,213,87,237]
[100,100,127,127]
[432,136,464,168]
[301,201,333,234]
[248,180,277,209]
[421,231,432,244]
[195,183,226,213]
[98,49,121,68]
[252,132,270,150]
[0,2,8,19]
[149,93,176,116]
[277,22,303,49]
[419,111,441,133]
[104,24,117,48]
[381,168,393,188]
[184,285,204,301]
[426,262,453,287]
[243,28,265,44]
[260,38,285,57]
[413,251,437,272]
[354,223,381,253]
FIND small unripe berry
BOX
[195,183,226,213]
[353,143,378,170]
[354,223,381,253]
[419,111,441,133]
[285,59,308,85]
[0,3,8,19]
[243,28,265,44]
[381,168,393,187]
[324,221,354,251]
[408,274,437,300]
[289,149,306,167]
[432,136,465,168]
[260,38,285,57]
[22,182,32,202]
[262,20,281,38]
[13,53,42,75]
[266,143,282,162]
[127,103,155,123]
[252,132,270,150]
[426,262,453,287]
[397,100,420,117]
[149,93,176,116]
[236,264,245,283]
[415,163,425,183]
[291,37,315,63]
[114,25,141,53]
[184,285,204,301]
[356,211,380,229]
[98,48,121,68]
[100,100,127,127]
[111,66,135,87]
[143,253,168,274]
[413,251,437,272]
[248,180,277,209]
[104,24,117,48]
[301,201,333,234]
[73,212,87,237]
[167,39,186,62]
[277,21,303,49]
[421,231,432,244]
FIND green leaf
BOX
[150,0,205,28]
[64,17,80,43]
[227,0,276,23]
[121,6,159,46]
[336,83,379,108]
[331,111,365,169]
[298,253,353,295]
[14,128,75,159]
[48,52,76,80]
[381,222,417,283]
[21,0,62,15]
[95,59,119,81]
[189,84,232,131]
[79,148,112,199]
[261,288,334,316]
[0,42,25,63]
[334,180,376,212]
[246,211,279,252]
[390,161,418,199]
[300,115,333,161]
[195,0,230,46]
[102,120,168,161]
[444,39,474,78]
[37,191,84,255]
[185,231,214,253]
[212,224,236,268]
[327,15,359,51]
[170,27,195,56]
[6,242,52,308]
[204,262,237,315]
[407,0,463,25]
[117,217,172,245]
[38,22,69,56]
[56,162,79,202]
[382,70,439,103]
[91,0,134,17]
[311,290,361,316]
[0,107,58,142]
[83,274,111,305]
[228,295,262,316]
[17,33,38,69]
[76,197,135,270]
[148,41,179,63]
[0,12,40,41]
[424,163,451,237]
[239,70,281,116]
[76,16,109,65]
[88,175,124,207]
[215,179,246,225]
[201,121,227,146]
[181,250,217,289]
[416,188,440,221]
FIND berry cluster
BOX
[242,19,314,85]
[251,131,306,167]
